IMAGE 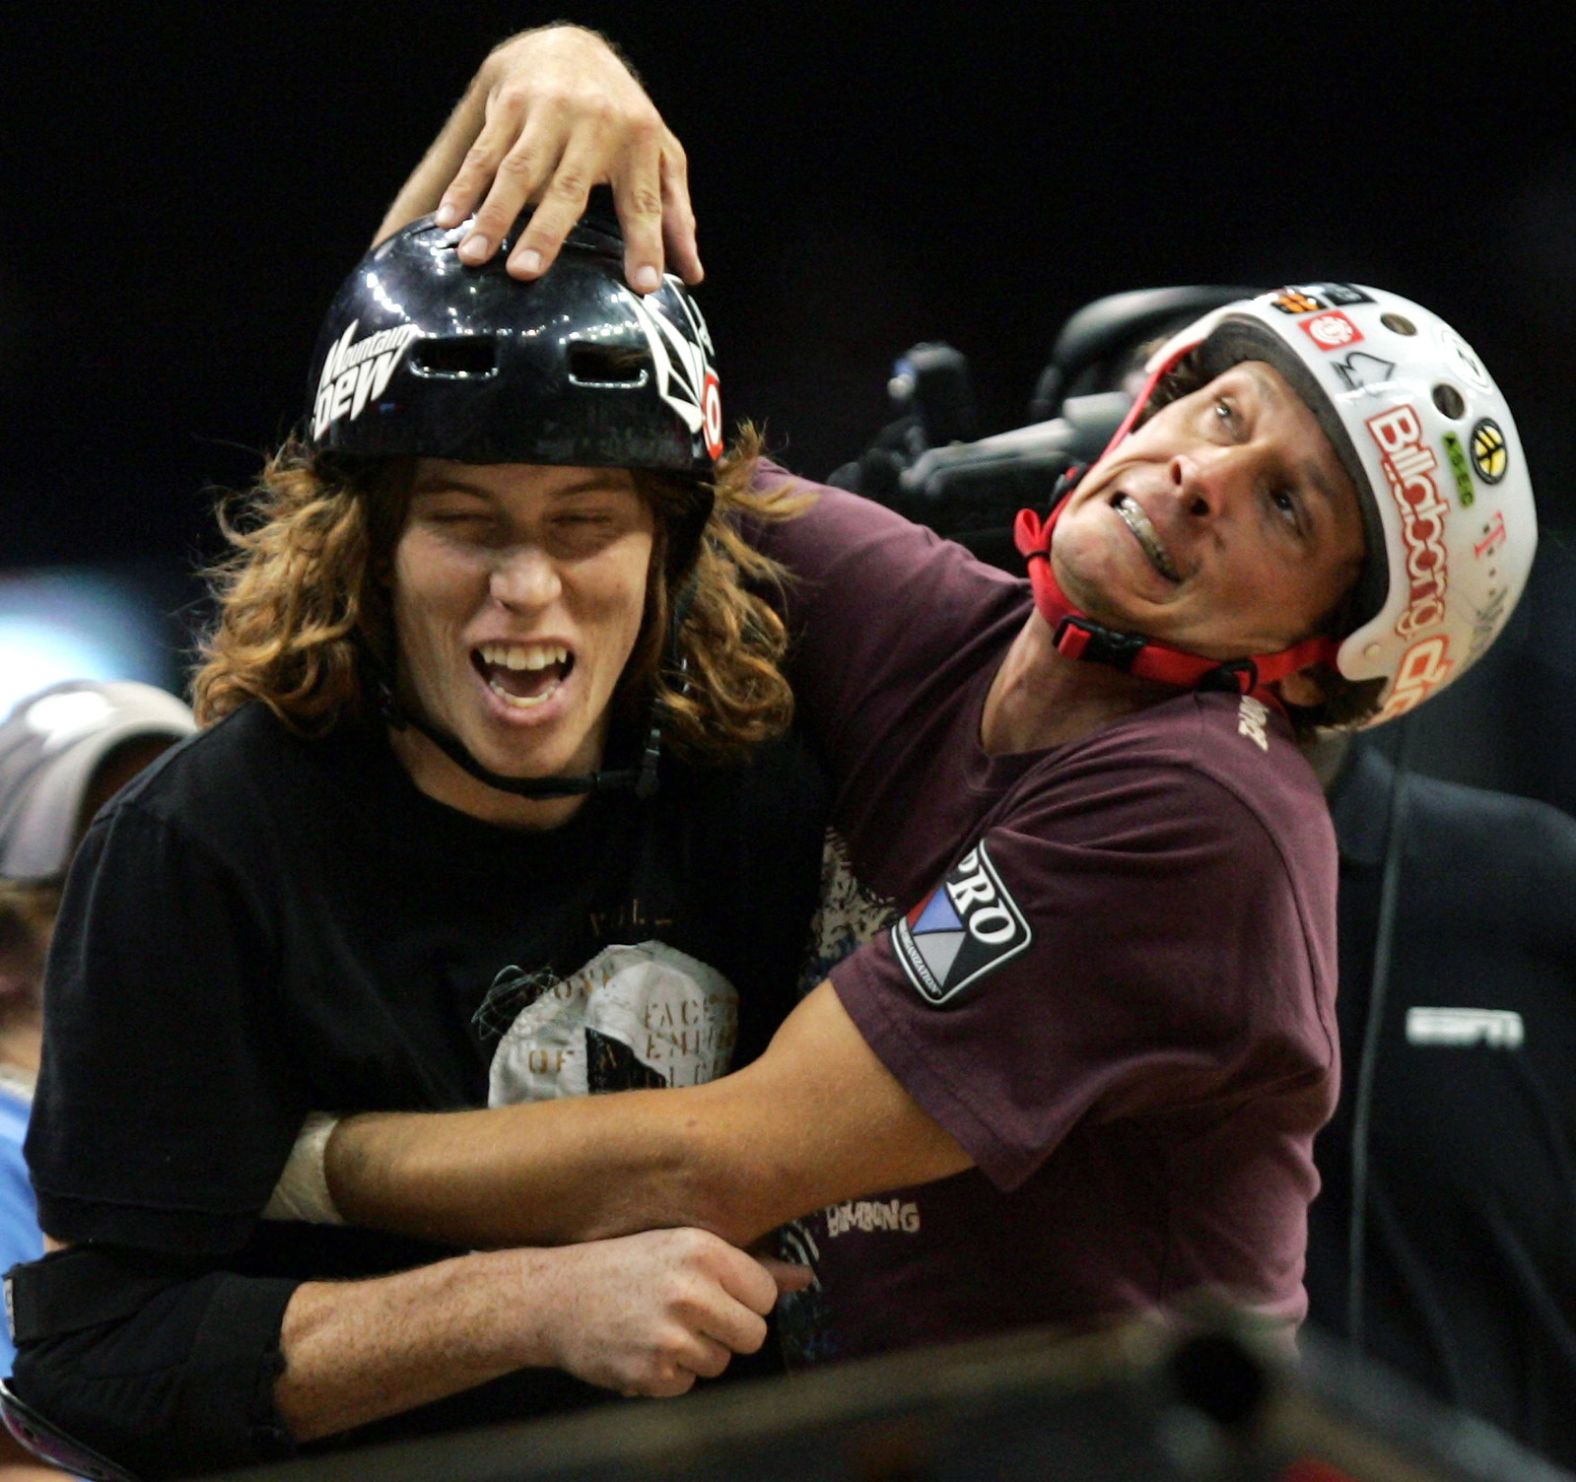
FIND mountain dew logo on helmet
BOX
[630,284,725,461]
[1142,282,1536,728]
[305,212,723,477]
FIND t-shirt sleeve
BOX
[828,759,1333,1192]
[26,801,303,1254]
[742,469,1024,769]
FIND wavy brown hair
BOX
[193,425,805,764]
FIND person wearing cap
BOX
[0,127,826,1480]
[254,25,1538,1378]
[0,681,195,1476]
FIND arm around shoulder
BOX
[324,981,974,1250]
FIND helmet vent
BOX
[1380,313,1417,336]
[568,343,649,388]
[1432,384,1466,419]
[410,338,499,379]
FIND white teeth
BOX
[1114,496,1180,582]
[486,679,557,710]
[477,642,569,671]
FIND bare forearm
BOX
[276,1249,541,1440]
[277,1229,786,1438]
[327,1086,738,1249]
[324,985,972,1253]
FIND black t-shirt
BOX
[20,701,826,1454]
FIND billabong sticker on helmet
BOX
[312,318,422,440]
[1367,404,1450,641]
[1470,419,1508,483]
[629,286,725,461]
[1377,634,1454,723]
[1301,311,1363,350]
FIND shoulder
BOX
[1024,691,1330,853]
[84,703,374,862]
[748,462,1024,608]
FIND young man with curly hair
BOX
[4,199,824,1476]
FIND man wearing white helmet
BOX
[253,24,1536,1373]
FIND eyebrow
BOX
[1236,364,1345,512]
[410,473,620,501]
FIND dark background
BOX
[5,3,1575,804]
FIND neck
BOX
[982,611,1183,754]
[388,725,593,831]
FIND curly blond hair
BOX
[193,426,806,764]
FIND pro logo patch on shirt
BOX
[892,842,1031,1007]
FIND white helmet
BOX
[1138,283,1535,727]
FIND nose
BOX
[489,543,562,611]
[1169,447,1252,519]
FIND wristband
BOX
[262,1112,345,1224]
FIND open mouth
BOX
[1113,494,1181,582]
[472,641,575,710]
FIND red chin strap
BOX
[1013,487,1340,700]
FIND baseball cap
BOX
[0,680,196,881]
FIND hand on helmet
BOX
[435,25,700,293]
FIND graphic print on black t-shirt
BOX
[487,941,740,1101]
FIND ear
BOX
[1275,666,1327,710]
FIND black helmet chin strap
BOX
[378,688,667,800]
[369,584,696,804]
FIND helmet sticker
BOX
[1439,326,1492,392]
[891,842,1031,1008]
[1441,431,1477,507]
[1376,634,1454,723]
[1367,405,1450,640]
[1333,351,1398,392]
[313,318,422,440]
[1473,511,1508,563]
[628,287,724,459]
[1467,587,1510,666]
[1469,418,1508,483]
[1300,311,1364,351]
[1271,283,1375,315]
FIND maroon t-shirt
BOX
[755,473,1340,1364]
